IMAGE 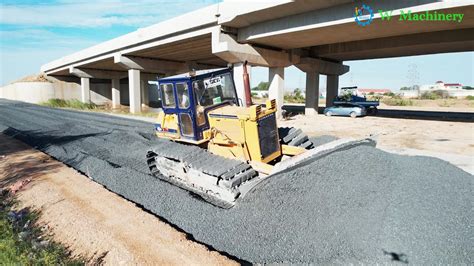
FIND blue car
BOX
[324,103,367,118]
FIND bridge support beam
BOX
[295,57,348,111]
[212,28,298,67]
[128,69,141,114]
[111,78,121,109]
[80,78,90,103]
[305,72,320,116]
[269,67,285,118]
[326,75,339,108]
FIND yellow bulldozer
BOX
[146,67,373,208]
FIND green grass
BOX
[41,99,160,118]
[108,109,158,118]
[438,100,453,107]
[41,99,96,110]
[381,98,414,106]
[419,90,453,100]
[466,95,474,100]
[0,191,84,265]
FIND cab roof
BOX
[158,68,230,82]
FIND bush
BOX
[466,95,474,100]
[252,81,270,91]
[371,95,382,101]
[43,99,68,107]
[42,99,96,110]
[420,90,450,100]
[284,88,305,103]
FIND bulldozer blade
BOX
[271,137,377,175]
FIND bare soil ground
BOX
[0,134,236,265]
[280,114,474,174]
[379,99,474,111]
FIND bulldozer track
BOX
[146,141,257,208]
[278,127,314,149]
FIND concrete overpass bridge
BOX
[41,0,474,115]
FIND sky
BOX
[1,0,473,91]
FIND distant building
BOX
[356,88,392,96]
[415,81,474,98]
[421,81,463,91]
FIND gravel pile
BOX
[0,99,472,264]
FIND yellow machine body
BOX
[154,99,304,168]
[206,100,282,164]
[155,112,181,140]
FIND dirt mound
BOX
[13,73,55,83]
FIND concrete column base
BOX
[305,72,319,116]
[111,79,121,109]
[268,67,284,118]
[80,77,90,103]
[305,108,318,116]
[128,69,141,113]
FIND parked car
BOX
[324,103,366,118]
[334,86,379,115]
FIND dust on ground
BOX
[280,114,474,174]
[379,100,474,112]
[0,134,236,265]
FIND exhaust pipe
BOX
[243,61,252,107]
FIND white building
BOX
[419,81,473,98]
[420,81,463,91]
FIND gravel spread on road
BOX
[0,99,472,264]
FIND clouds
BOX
[1,0,218,28]
[0,0,219,84]
[0,28,96,49]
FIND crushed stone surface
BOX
[0,99,472,264]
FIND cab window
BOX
[160,83,175,108]
[180,113,194,137]
[176,82,190,109]
[193,73,237,108]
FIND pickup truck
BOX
[334,87,379,115]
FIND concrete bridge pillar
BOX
[305,72,320,116]
[233,62,251,107]
[269,67,285,118]
[326,74,339,107]
[80,77,90,103]
[111,78,121,109]
[128,69,141,114]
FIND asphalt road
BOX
[282,104,474,122]
[0,99,472,264]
